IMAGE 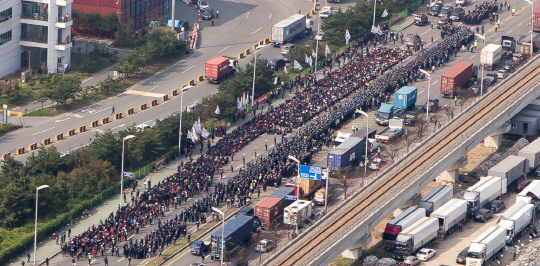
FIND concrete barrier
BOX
[101,117,110,124]
[171,89,178,97]
[239,53,244,59]
[197,75,204,82]
[16,148,25,155]
[28,143,38,151]
[115,113,122,120]
[127,108,134,115]
[162,95,169,102]
[91,120,99,128]
[188,80,195,86]
[67,129,75,137]
[150,99,158,107]
[1,153,10,161]
[78,126,86,133]
[244,48,250,55]
[139,104,147,111]
[42,138,51,145]
[253,44,258,50]
[55,133,63,141]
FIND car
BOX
[504,61,515,72]
[414,13,428,25]
[190,263,205,266]
[368,138,380,153]
[417,248,436,261]
[255,239,275,252]
[402,111,417,126]
[314,31,324,41]
[437,17,452,29]
[487,199,506,213]
[449,8,463,21]
[473,208,494,222]
[428,4,442,16]
[482,76,496,87]
[405,34,421,47]
[497,69,508,79]
[456,247,468,264]
[202,8,213,20]
[515,176,531,192]
[281,43,295,55]
[190,240,209,255]
[369,157,387,171]
[418,98,440,113]
[268,58,285,71]
[198,0,209,11]
[320,6,333,18]
[438,6,452,17]
[403,255,421,265]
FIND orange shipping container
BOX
[440,61,473,98]
[255,197,283,229]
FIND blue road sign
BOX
[285,195,297,200]
[299,165,322,181]
[2,104,7,124]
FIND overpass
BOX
[261,57,540,266]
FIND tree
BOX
[403,129,418,153]
[331,166,352,199]
[384,141,403,163]
[415,114,429,139]
[443,106,454,121]
[88,130,122,171]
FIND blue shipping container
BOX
[327,137,366,171]
[270,187,296,207]
[394,86,417,110]
[211,215,259,260]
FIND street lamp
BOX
[314,15,321,73]
[252,45,266,108]
[178,87,185,157]
[419,69,431,121]
[525,0,534,59]
[287,155,301,234]
[34,185,50,265]
[355,110,370,179]
[212,207,225,266]
[120,135,136,206]
[475,34,485,97]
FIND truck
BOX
[487,155,528,187]
[211,214,261,260]
[533,6,540,32]
[392,217,439,260]
[313,187,334,205]
[205,56,236,84]
[465,226,506,266]
[319,6,333,18]
[430,198,468,239]
[288,177,322,199]
[501,36,516,52]
[394,86,418,112]
[520,34,540,54]
[463,176,507,217]
[270,187,297,207]
[376,103,395,126]
[480,44,503,71]
[440,61,474,98]
[518,138,540,170]
[284,200,313,227]
[516,180,540,209]
[255,196,283,229]
[375,119,404,144]
[382,207,427,251]
[271,14,313,46]
[417,184,454,215]
[498,200,535,245]
[327,137,366,171]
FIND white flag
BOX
[187,130,195,142]
[237,97,242,110]
[371,25,377,34]
[215,105,220,115]
[376,25,384,35]
[274,76,279,85]
[312,50,317,58]
[345,29,351,44]
[201,128,210,139]
[284,65,288,74]
[381,9,389,18]
[293,60,303,70]
[305,54,312,66]
[325,44,331,56]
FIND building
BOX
[0,0,72,79]
[508,96,540,137]
[73,0,170,30]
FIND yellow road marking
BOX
[124,90,166,98]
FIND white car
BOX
[255,239,274,253]
[315,31,324,41]
[417,248,436,261]
[403,256,421,265]
[198,0,210,11]
[497,69,508,79]
[320,6,333,18]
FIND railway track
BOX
[265,58,540,266]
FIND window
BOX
[0,30,12,45]
[511,123,517,129]
[0,7,12,22]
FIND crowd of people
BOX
[52,23,475,265]
[462,1,500,25]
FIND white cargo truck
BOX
[430,198,468,239]
[375,119,404,144]
[271,14,313,46]
[480,44,503,70]
[463,176,507,217]
[466,226,506,266]
[498,200,535,244]
[417,185,454,215]
[284,200,313,227]
[517,180,540,204]
[382,207,427,250]
[518,138,540,170]
[392,217,439,260]
[487,155,528,186]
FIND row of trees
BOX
[72,10,120,34]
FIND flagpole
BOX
[315,15,320,74]
[178,88,184,157]
[372,0,377,28]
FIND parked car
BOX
[504,61,515,72]
[314,31,324,41]
[404,34,421,47]
[473,208,494,222]
[402,111,417,126]
[268,58,285,71]
[404,255,421,265]
[320,6,333,18]
[456,247,468,264]
[418,98,439,113]
[202,8,214,20]
[369,157,387,171]
[482,76,496,87]
[198,0,209,11]
[281,44,295,55]
[255,239,275,253]
[417,248,436,261]
[497,69,508,79]
[487,200,506,213]
[438,6,452,17]
[515,176,531,192]
[449,8,463,21]
[429,4,442,16]
[437,17,452,29]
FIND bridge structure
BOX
[261,56,540,266]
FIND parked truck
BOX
[463,176,507,217]
[480,44,503,71]
[518,138,540,170]
[430,198,468,239]
[375,119,404,144]
[487,155,528,188]
[465,226,506,266]
[417,184,454,215]
[517,180,540,212]
[501,36,516,52]
[533,6,540,32]
[270,187,296,207]
[211,214,261,260]
[392,217,439,260]
[327,137,366,171]
[520,34,540,54]
[288,177,322,199]
[376,103,395,126]
[314,187,334,205]
[498,200,535,245]
[271,14,313,46]
[284,200,313,227]
[394,86,417,110]
[382,207,427,251]
[440,61,474,98]
[255,197,284,229]
[205,56,236,84]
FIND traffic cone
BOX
[423,85,425,88]
[436,75,439,79]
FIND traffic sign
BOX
[123,172,134,177]
[285,195,297,200]
[2,104,7,124]
[299,165,322,181]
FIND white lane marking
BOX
[420,29,431,36]
[519,22,523,26]
[55,117,71,123]
[166,210,173,215]
[251,27,263,35]
[112,124,126,129]
[205,41,212,44]
[444,103,449,107]
[269,13,272,20]
[470,55,476,59]
[148,85,160,92]
[419,90,424,95]
[246,12,249,19]
[88,108,108,114]
[431,80,439,85]
[507,30,512,34]
[91,260,96,264]
[495,38,500,42]
[118,258,125,262]
[218,46,230,54]
[32,127,55,136]
[182,65,196,73]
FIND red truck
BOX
[255,197,283,229]
[205,56,236,84]
[534,6,540,32]
[440,61,475,98]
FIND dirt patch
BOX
[459,142,494,174]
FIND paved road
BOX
[0,0,314,158]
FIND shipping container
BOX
[480,44,503,70]
[393,86,417,110]
[534,6,540,32]
[205,56,234,84]
[417,185,453,215]
[466,226,506,266]
[255,197,283,229]
[487,155,528,186]
[430,198,468,239]
[270,187,296,207]
[284,200,313,227]
[518,138,540,169]
[211,214,260,260]
[440,61,473,98]
[271,14,311,45]
[327,137,366,171]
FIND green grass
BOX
[0,123,22,136]
[71,53,116,74]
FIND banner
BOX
[254,93,269,106]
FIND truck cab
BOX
[376,103,394,126]
[320,6,333,18]
[501,36,516,53]
[284,183,305,199]
[190,240,210,255]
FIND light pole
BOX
[120,135,135,206]
[178,87,185,157]
[212,207,225,266]
[34,184,50,265]
[525,0,534,59]
[314,15,321,73]
[372,0,377,29]
[356,110,369,179]
[475,34,485,96]
[252,45,265,108]
[419,69,431,121]
[287,155,301,234]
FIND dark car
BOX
[449,8,463,21]
[487,200,506,213]
[418,98,439,113]
[437,17,452,29]
[515,176,531,192]
[268,58,285,71]
[456,247,468,264]
[504,61,515,72]
[190,240,209,255]
[473,208,494,222]
[402,111,417,126]
[414,13,429,25]
[429,4,442,16]
[202,8,214,20]
[405,34,421,47]
[438,6,452,18]
[482,76,496,87]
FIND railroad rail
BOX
[262,57,540,266]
